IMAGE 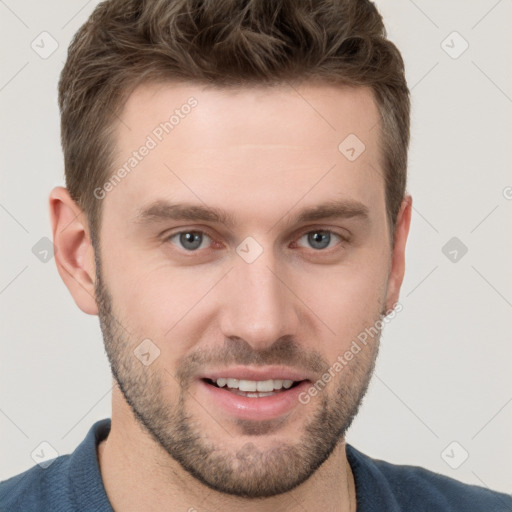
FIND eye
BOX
[165,228,345,254]
[167,230,213,251]
[295,230,343,251]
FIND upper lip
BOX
[198,366,313,383]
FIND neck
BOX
[97,388,356,512]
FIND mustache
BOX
[175,336,330,385]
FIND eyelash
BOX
[164,227,348,255]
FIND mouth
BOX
[196,369,312,421]
[202,377,303,398]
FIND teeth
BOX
[239,380,257,392]
[226,378,239,388]
[214,378,297,391]
[256,380,274,392]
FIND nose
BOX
[217,246,300,351]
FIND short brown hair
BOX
[59,0,410,242]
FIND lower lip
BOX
[198,379,311,421]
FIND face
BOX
[92,82,404,498]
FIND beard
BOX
[94,251,381,498]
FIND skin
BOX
[49,82,412,511]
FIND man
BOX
[1,0,510,510]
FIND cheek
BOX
[292,257,388,354]
[103,250,218,344]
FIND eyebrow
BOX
[134,198,370,229]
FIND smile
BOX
[205,378,300,397]
[198,374,311,420]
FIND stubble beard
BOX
[94,255,381,498]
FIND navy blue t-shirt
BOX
[1,418,510,511]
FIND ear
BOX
[384,195,412,313]
[49,186,98,315]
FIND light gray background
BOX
[1,0,511,495]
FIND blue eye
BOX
[296,230,341,250]
[166,229,343,254]
[168,231,212,251]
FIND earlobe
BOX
[384,195,412,313]
[49,186,99,315]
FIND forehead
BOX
[103,81,384,230]
[118,80,379,148]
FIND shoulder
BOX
[0,455,72,512]
[0,418,112,512]
[346,444,512,511]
